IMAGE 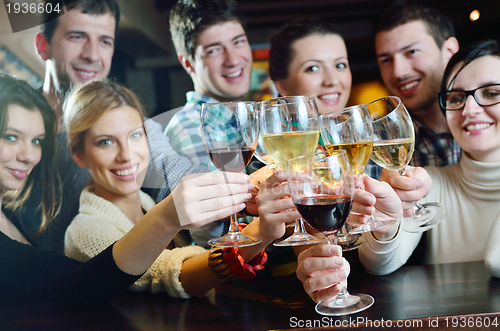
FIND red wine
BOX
[296,196,352,233]
[209,147,255,172]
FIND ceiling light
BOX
[470,10,480,21]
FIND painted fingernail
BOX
[244,193,252,200]
[247,184,255,190]
[338,270,347,279]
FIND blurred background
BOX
[1,0,500,118]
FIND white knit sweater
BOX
[359,153,500,277]
[64,187,206,298]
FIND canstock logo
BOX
[2,0,79,33]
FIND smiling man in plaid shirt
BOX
[365,0,461,180]
[165,0,253,171]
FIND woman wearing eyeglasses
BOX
[355,39,500,277]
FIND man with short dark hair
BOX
[8,0,207,254]
[165,0,253,170]
[36,0,119,132]
[362,0,462,265]
[373,0,461,167]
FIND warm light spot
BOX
[348,81,389,108]
[470,10,480,21]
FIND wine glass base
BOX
[348,218,398,235]
[208,233,261,248]
[315,293,374,316]
[339,235,363,252]
[403,202,445,233]
[273,233,326,247]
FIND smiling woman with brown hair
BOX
[269,18,352,116]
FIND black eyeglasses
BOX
[438,83,500,111]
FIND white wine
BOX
[370,138,414,171]
[262,131,320,170]
[325,141,373,175]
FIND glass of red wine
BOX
[287,151,374,316]
[200,101,261,247]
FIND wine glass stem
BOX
[297,219,306,233]
[326,234,351,299]
[397,167,427,219]
[291,218,313,236]
[355,171,374,222]
[227,214,241,234]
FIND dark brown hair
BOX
[269,18,343,81]
[374,0,455,49]
[438,39,500,114]
[169,0,246,59]
[41,0,120,43]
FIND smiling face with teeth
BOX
[375,21,457,115]
[274,33,352,115]
[39,10,116,96]
[186,21,252,102]
[73,106,149,202]
[445,56,500,162]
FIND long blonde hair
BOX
[64,80,147,155]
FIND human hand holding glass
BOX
[200,101,261,247]
[287,151,374,316]
[368,96,445,232]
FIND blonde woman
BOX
[64,80,298,297]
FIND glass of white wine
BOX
[368,96,445,232]
[320,104,397,239]
[260,95,325,246]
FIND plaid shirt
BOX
[164,92,244,246]
[410,120,461,167]
[165,92,241,171]
[364,119,461,179]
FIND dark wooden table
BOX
[2,261,500,330]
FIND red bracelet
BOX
[220,222,267,280]
[221,247,267,280]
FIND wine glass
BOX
[260,95,325,246]
[320,104,397,237]
[368,96,445,232]
[200,101,261,247]
[287,151,374,316]
[253,134,279,172]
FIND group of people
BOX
[1,0,499,310]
